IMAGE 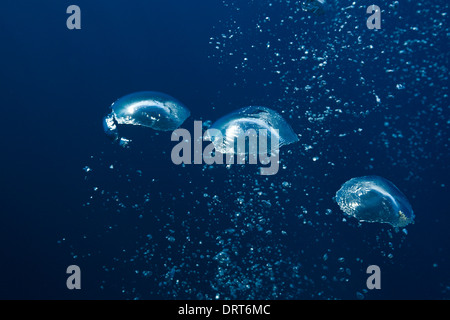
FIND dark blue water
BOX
[0,0,448,300]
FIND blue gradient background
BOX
[0,0,448,299]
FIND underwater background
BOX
[0,0,448,300]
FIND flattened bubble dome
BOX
[335,176,415,228]
[103,91,190,147]
[207,106,299,154]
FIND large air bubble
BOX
[207,106,299,155]
[335,176,415,228]
[103,91,190,147]
[302,0,327,15]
